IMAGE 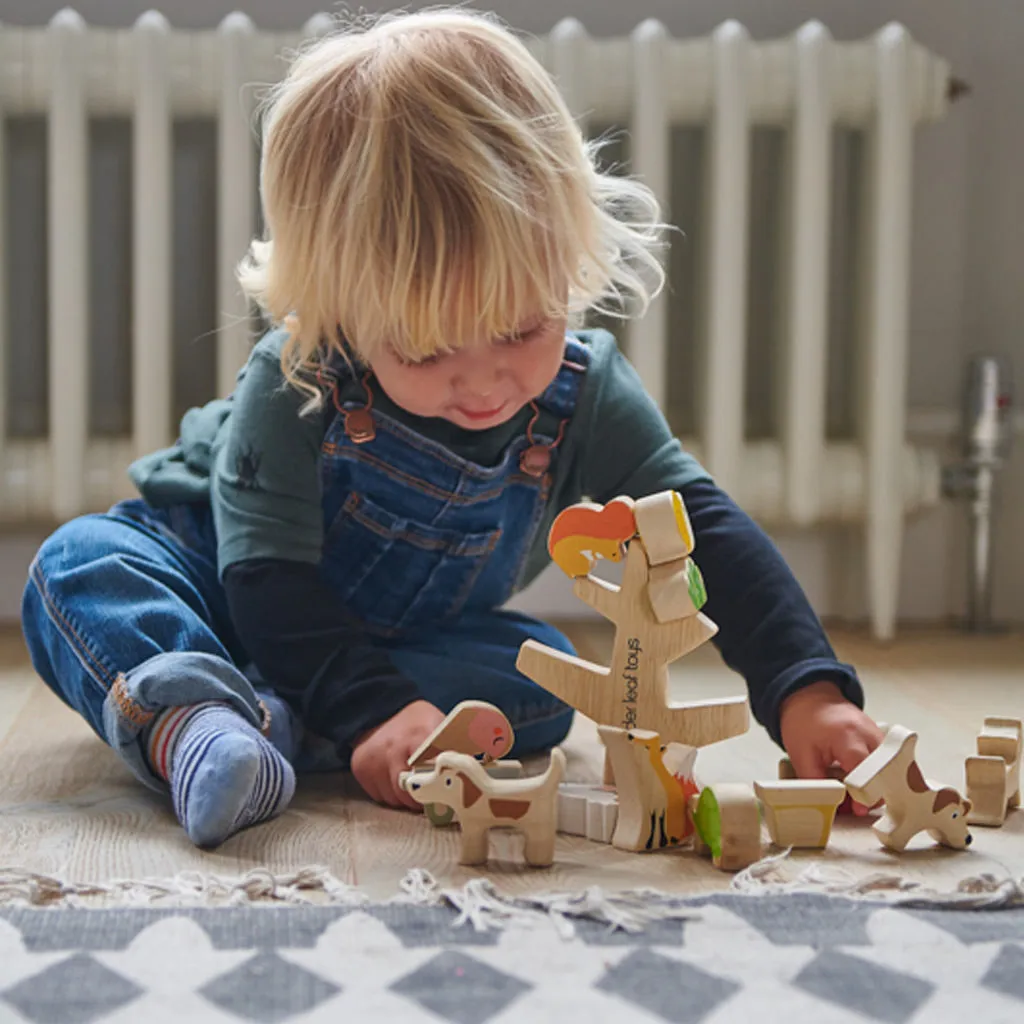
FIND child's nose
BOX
[454,350,501,396]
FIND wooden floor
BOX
[0,622,1022,901]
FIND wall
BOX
[0,0,1021,627]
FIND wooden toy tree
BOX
[517,491,754,856]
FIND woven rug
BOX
[0,867,1023,1023]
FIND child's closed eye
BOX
[390,346,444,368]
[400,353,442,368]
[495,320,549,347]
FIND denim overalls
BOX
[21,339,589,789]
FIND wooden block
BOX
[547,497,637,578]
[587,789,619,844]
[754,780,846,848]
[843,724,973,852]
[633,491,694,566]
[966,716,1022,826]
[646,557,707,624]
[557,786,587,836]
[403,749,566,867]
[599,726,689,852]
[966,756,1012,827]
[557,783,619,843]
[691,783,762,872]
[408,700,514,769]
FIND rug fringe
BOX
[730,848,1024,909]
[0,866,367,910]
[1,856,1021,928]
[395,868,700,937]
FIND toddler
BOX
[22,7,882,848]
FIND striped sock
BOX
[145,701,296,849]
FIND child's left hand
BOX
[779,681,885,816]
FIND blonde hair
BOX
[239,6,667,402]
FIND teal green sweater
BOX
[129,327,711,589]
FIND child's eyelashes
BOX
[389,320,551,367]
[399,353,442,368]
[495,320,549,346]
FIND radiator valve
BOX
[942,356,1014,631]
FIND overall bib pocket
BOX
[321,492,501,631]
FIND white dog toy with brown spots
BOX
[844,724,973,852]
[402,747,566,866]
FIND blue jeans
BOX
[21,503,575,791]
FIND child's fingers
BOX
[830,734,882,816]
[389,756,422,811]
[358,772,383,805]
[785,744,831,781]
[832,736,874,776]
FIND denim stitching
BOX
[111,674,155,726]
[322,443,521,505]
[505,475,552,599]
[443,528,503,619]
[29,557,118,695]
[341,494,500,557]
[393,529,501,631]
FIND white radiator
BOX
[0,11,953,639]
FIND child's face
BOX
[368,314,568,431]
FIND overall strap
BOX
[528,335,591,440]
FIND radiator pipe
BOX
[942,356,1014,631]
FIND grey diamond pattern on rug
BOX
[597,948,739,1023]
[390,949,532,1024]
[981,943,1024,1003]
[1,953,143,1024]
[795,949,935,1023]
[200,951,340,1023]
[0,898,1020,1023]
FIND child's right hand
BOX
[350,700,446,810]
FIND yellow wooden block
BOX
[754,780,846,848]
[633,491,694,566]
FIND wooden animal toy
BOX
[598,726,698,851]
[406,700,517,826]
[407,700,514,769]
[402,748,566,867]
[754,780,847,848]
[424,761,525,827]
[965,717,1022,826]
[843,724,973,852]
[548,496,637,578]
[517,492,749,752]
[557,783,619,844]
[689,783,762,871]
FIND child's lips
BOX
[456,403,506,421]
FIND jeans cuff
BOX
[102,651,267,790]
